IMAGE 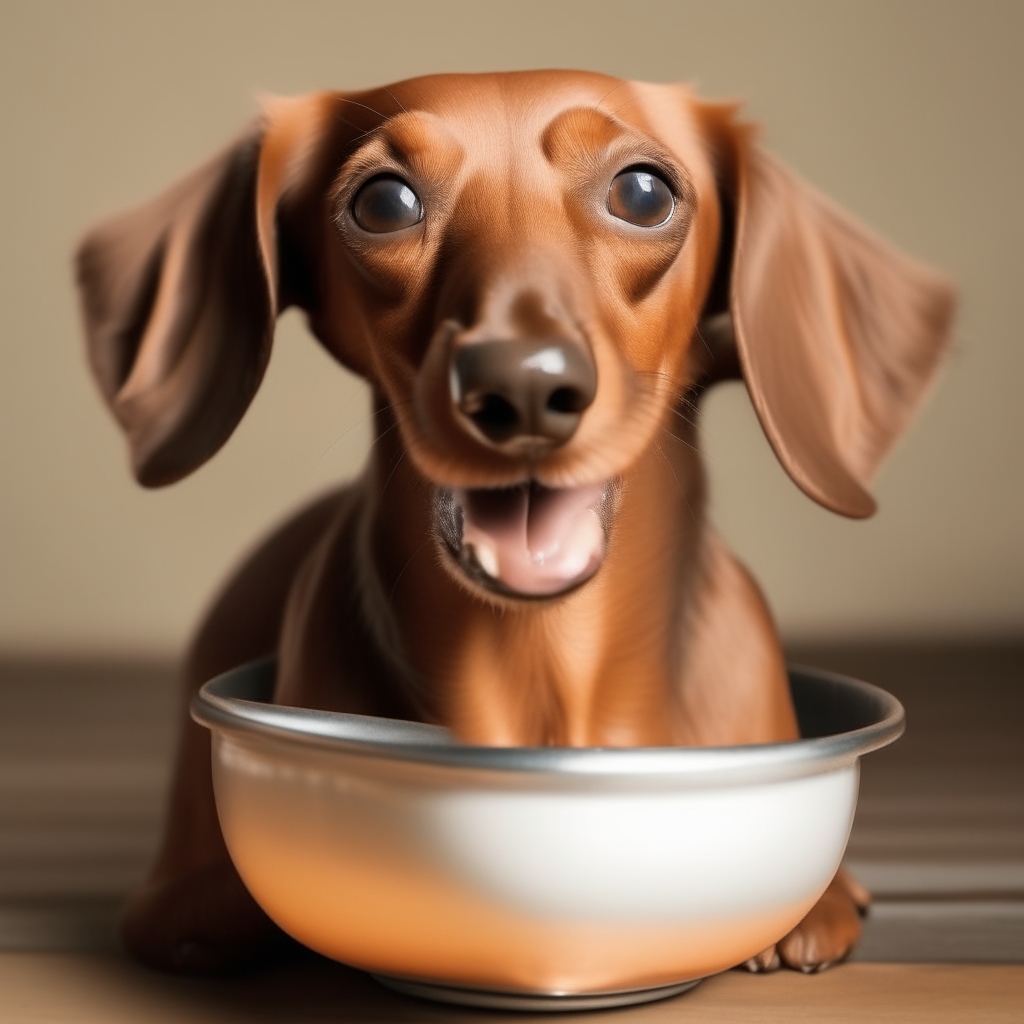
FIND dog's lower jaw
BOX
[434,480,617,601]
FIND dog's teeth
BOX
[472,543,500,579]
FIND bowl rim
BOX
[191,659,904,779]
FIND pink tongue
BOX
[458,483,606,595]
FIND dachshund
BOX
[75,71,953,976]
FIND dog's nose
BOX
[452,339,596,447]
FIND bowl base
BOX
[371,973,703,1011]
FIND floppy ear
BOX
[701,110,956,518]
[75,93,337,486]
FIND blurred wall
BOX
[1,0,1021,658]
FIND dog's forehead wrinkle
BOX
[347,110,465,173]
[540,105,632,166]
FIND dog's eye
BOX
[607,168,674,227]
[352,175,423,233]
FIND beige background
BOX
[0,0,1021,658]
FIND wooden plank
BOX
[0,956,1021,1024]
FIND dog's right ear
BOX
[75,93,338,486]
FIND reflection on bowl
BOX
[193,660,902,1011]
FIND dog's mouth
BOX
[436,481,614,598]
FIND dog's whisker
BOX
[664,416,734,476]
[330,393,422,471]
[633,367,686,387]
[667,386,744,453]
[593,79,629,112]
[383,86,408,115]
[653,440,683,494]
[351,124,388,144]
[602,94,648,123]
[668,405,699,429]
[316,412,377,466]
[379,448,407,499]
[337,96,391,120]
[691,322,717,361]
[331,113,376,138]
[329,106,388,145]
[660,426,702,458]
[314,392,413,468]
[388,538,432,601]
[653,440,701,527]
[397,459,432,505]
[319,416,402,474]
[362,418,401,454]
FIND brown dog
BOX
[76,71,953,976]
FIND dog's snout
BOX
[452,339,596,448]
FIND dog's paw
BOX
[739,869,870,975]
[777,869,869,973]
[121,860,290,974]
[742,944,782,972]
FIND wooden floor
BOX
[1,956,1021,1023]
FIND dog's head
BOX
[77,71,953,601]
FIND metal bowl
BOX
[193,660,902,1011]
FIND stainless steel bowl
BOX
[193,660,902,1010]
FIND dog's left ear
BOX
[699,108,956,518]
[76,93,337,486]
